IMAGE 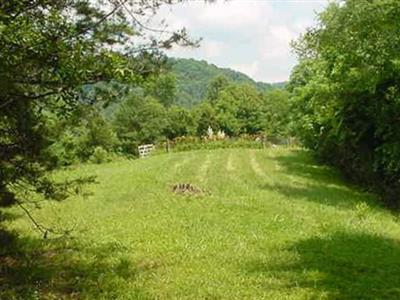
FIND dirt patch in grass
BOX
[172,183,208,196]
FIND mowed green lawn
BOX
[2,148,400,299]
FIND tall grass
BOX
[1,148,399,299]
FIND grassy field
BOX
[1,147,400,299]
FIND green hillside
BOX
[170,58,284,107]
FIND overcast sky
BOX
[158,0,328,83]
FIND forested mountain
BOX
[170,58,285,107]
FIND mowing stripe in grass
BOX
[214,149,253,196]
[172,152,193,174]
[226,151,235,172]
[173,151,207,183]
[249,149,269,180]
[197,152,211,184]
[202,149,233,197]
[232,149,260,188]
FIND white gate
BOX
[138,144,154,158]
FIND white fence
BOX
[138,144,155,158]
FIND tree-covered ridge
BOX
[170,58,285,107]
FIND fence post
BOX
[263,135,267,148]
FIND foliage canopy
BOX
[0,0,195,211]
[289,0,400,204]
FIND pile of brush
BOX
[171,183,207,196]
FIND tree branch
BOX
[0,91,59,110]
[15,199,76,239]
[15,199,49,238]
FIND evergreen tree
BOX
[0,0,196,215]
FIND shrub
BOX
[89,147,111,164]
[161,135,266,153]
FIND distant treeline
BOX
[45,74,292,165]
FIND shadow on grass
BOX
[261,181,370,209]
[245,232,400,299]
[0,228,154,299]
[0,213,18,225]
[273,149,343,184]
[261,149,377,209]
